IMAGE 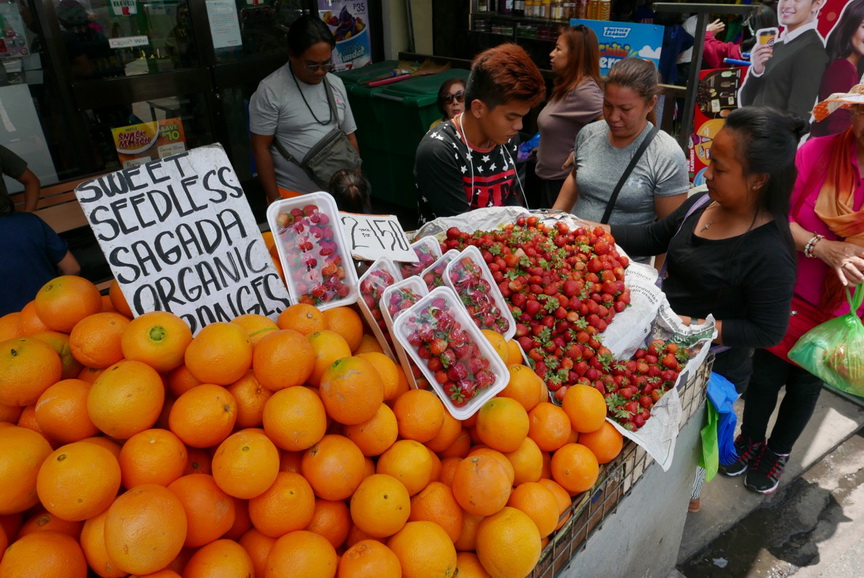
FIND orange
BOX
[211,428,280,499]
[457,551,492,578]
[343,403,398,457]
[262,386,327,452]
[481,329,509,365]
[119,429,188,489]
[506,339,524,366]
[475,507,541,578]
[34,275,102,333]
[301,434,366,501]
[185,447,212,475]
[551,443,600,494]
[277,303,327,335]
[391,366,411,400]
[408,481,464,542]
[252,329,316,391]
[454,512,485,552]
[232,313,278,345]
[167,474,235,547]
[183,539,254,578]
[338,539,402,578]
[101,294,115,313]
[425,411,463,453]
[391,388,445,443]
[376,439,434,496]
[16,507,83,540]
[0,403,22,424]
[506,481,559,538]
[87,360,165,439]
[561,383,607,433]
[578,420,624,464]
[80,435,122,459]
[452,452,512,516]
[248,471,315,538]
[69,312,130,368]
[279,450,303,473]
[528,402,573,452]
[226,370,272,429]
[475,396,530,453]
[30,330,82,380]
[78,366,103,384]
[356,352,400,401]
[104,484,187,575]
[0,426,53,514]
[185,322,253,385]
[322,306,364,352]
[439,428,472,459]
[0,513,22,545]
[306,329,351,386]
[239,528,276,578]
[108,279,133,317]
[121,311,192,373]
[17,301,50,336]
[165,364,201,398]
[0,531,88,577]
[537,478,573,530]
[168,383,237,448]
[349,473,411,538]
[353,334,384,355]
[80,510,126,578]
[0,337,62,407]
[306,498,351,549]
[36,441,121,521]
[265,530,337,578]
[504,436,544,485]
[439,456,461,487]
[387,521,457,578]
[0,312,22,341]
[500,364,544,412]
[34,379,98,443]
[319,356,384,425]
[467,447,516,486]
[224,495,251,541]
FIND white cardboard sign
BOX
[75,144,291,333]
[339,212,416,263]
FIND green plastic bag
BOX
[788,285,864,396]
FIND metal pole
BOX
[405,0,416,54]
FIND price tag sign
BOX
[339,213,417,263]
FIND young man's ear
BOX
[469,98,487,118]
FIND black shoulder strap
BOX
[272,76,340,166]
[601,124,660,224]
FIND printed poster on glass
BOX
[318,0,371,71]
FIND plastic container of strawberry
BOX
[444,245,516,340]
[420,249,460,291]
[399,236,443,278]
[266,192,359,310]
[381,277,430,390]
[392,286,509,420]
[357,257,402,359]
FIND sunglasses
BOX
[442,91,465,105]
[303,60,333,73]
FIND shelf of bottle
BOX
[472,12,575,25]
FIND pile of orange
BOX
[0,275,624,577]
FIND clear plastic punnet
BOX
[381,277,430,390]
[392,286,509,420]
[419,249,460,291]
[444,245,516,340]
[266,192,358,310]
[399,235,442,278]
[357,257,402,359]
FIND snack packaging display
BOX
[444,245,516,340]
[392,286,509,419]
[357,257,402,359]
[399,236,442,278]
[266,192,358,310]
[420,249,460,291]
[381,277,430,390]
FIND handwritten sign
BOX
[74,144,291,333]
[339,213,416,263]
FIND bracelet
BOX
[804,234,824,259]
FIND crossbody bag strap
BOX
[601,124,660,224]
[272,76,341,167]
[656,192,712,285]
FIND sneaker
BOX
[719,435,764,477]
[745,445,790,494]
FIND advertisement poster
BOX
[569,19,663,75]
[689,68,743,184]
[0,2,29,59]
[111,118,187,169]
[318,0,371,71]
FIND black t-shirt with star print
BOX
[414,119,523,227]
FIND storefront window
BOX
[211,0,302,63]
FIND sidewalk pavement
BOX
[674,388,864,576]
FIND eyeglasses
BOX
[303,60,333,73]
[852,107,864,118]
[442,91,465,105]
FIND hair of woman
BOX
[329,168,371,214]
[742,3,779,52]
[287,14,335,56]
[551,24,602,101]
[464,43,546,111]
[825,0,864,64]
[436,77,466,118]
[604,57,662,126]
[722,106,806,220]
